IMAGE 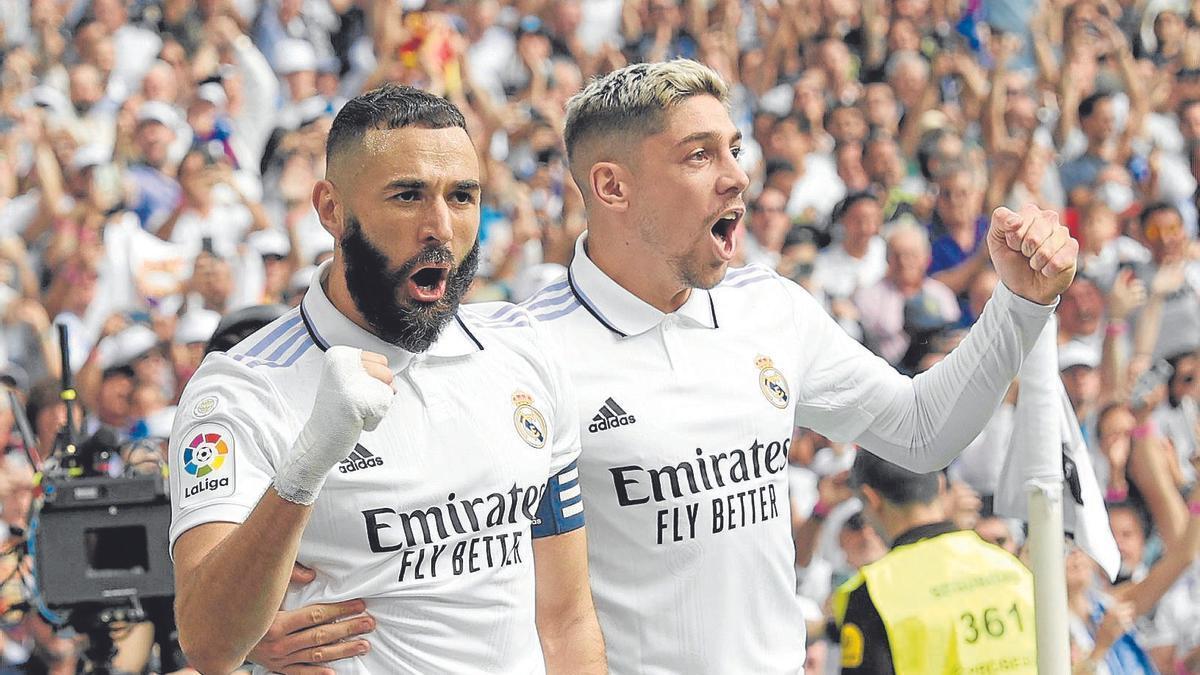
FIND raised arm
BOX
[1111,477,1200,617]
[174,348,394,673]
[797,206,1074,472]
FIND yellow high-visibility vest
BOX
[833,530,1038,675]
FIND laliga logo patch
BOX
[756,355,790,409]
[511,391,547,449]
[178,423,235,502]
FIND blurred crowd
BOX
[0,0,1199,672]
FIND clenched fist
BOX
[987,204,1078,305]
[274,347,396,505]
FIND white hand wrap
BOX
[273,346,394,505]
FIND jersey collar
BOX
[299,261,484,370]
[567,233,719,338]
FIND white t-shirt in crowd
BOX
[812,236,887,300]
[786,153,846,223]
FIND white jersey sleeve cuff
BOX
[168,502,253,562]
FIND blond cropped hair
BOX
[564,60,729,177]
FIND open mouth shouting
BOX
[709,208,744,262]
[407,263,451,303]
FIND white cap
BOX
[317,56,341,74]
[136,101,180,128]
[70,144,110,171]
[194,82,228,109]
[174,309,222,345]
[510,263,567,303]
[30,85,72,118]
[810,445,858,478]
[1059,340,1101,371]
[294,95,333,128]
[248,229,290,258]
[289,264,319,294]
[274,38,318,75]
[143,406,178,440]
[99,324,160,370]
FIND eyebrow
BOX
[383,179,482,192]
[674,130,743,148]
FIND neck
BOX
[881,503,946,543]
[948,220,975,246]
[843,238,870,259]
[891,275,922,296]
[587,228,691,313]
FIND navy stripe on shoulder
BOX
[532,298,582,321]
[229,309,302,357]
[523,288,574,311]
[485,303,522,322]
[472,314,533,329]
[722,272,775,289]
[527,278,569,299]
[461,304,534,331]
[233,337,316,369]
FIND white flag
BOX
[994,317,1120,581]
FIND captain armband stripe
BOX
[531,460,585,538]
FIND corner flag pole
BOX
[1028,482,1071,675]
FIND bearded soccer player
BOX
[513,60,1077,672]
[168,85,605,674]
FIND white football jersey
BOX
[169,263,583,674]
[520,235,1054,674]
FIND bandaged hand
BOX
[274,347,395,505]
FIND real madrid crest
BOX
[756,355,790,409]
[193,395,219,418]
[512,391,548,449]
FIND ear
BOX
[312,179,344,240]
[860,485,883,513]
[589,162,630,213]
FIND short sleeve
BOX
[167,352,294,558]
[530,318,584,538]
[533,317,583,477]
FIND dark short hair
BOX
[832,190,879,223]
[1138,201,1181,231]
[325,84,468,162]
[1107,501,1149,538]
[25,378,61,428]
[823,103,862,131]
[776,112,812,135]
[851,450,941,506]
[1078,91,1113,121]
[764,158,796,179]
[206,304,290,355]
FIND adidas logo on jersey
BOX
[589,398,636,433]
[339,444,384,473]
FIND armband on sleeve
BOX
[531,460,585,538]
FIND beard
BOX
[674,249,728,290]
[637,208,732,293]
[341,215,480,353]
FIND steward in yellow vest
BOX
[832,451,1037,674]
